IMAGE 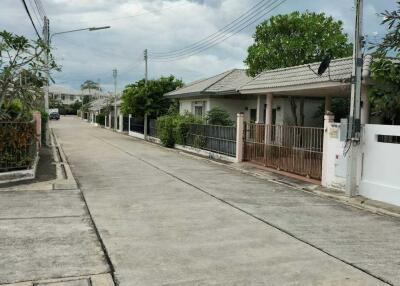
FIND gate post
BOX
[321,113,334,186]
[236,113,244,163]
[119,114,123,132]
[128,114,131,133]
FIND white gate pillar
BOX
[236,113,244,163]
[321,114,335,186]
[128,114,131,133]
[119,114,123,132]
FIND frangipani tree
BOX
[0,30,58,120]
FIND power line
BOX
[28,0,43,29]
[34,0,46,17]
[151,0,286,61]
[20,0,42,39]
[150,0,274,57]
[150,0,284,60]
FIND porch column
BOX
[256,95,263,123]
[321,113,334,187]
[361,85,369,125]
[265,93,273,125]
[236,113,244,163]
[264,93,273,145]
[325,95,332,114]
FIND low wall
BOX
[360,124,400,206]
[175,144,236,163]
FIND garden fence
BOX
[185,123,236,157]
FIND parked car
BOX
[49,111,60,120]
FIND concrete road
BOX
[0,189,109,284]
[52,117,400,286]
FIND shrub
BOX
[157,115,175,147]
[205,107,234,126]
[156,113,202,147]
[0,122,36,172]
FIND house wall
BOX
[178,97,324,127]
[281,98,324,127]
[359,124,400,206]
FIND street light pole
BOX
[113,69,118,131]
[346,0,364,197]
[43,16,50,145]
[43,22,110,143]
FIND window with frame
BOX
[194,105,203,118]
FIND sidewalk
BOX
[0,133,113,286]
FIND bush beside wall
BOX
[156,113,202,147]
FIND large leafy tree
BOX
[245,11,353,77]
[0,31,58,120]
[121,75,183,118]
[369,2,400,124]
[244,11,352,125]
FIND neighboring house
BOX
[165,57,373,127]
[48,85,83,105]
[49,85,112,106]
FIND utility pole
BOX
[346,0,364,197]
[144,49,148,140]
[113,69,118,131]
[43,16,50,145]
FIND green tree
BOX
[205,107,234,126]
[0,30,58,120]
[80,80,101,93]
[244,11,353,77]
[244,11,352,126]
[375,2,400,55]
[121,75,183,118]
[369,2,400,124]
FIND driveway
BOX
[52,117,400,286]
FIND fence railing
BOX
[185,123,236,157]
[148,119,158,138]
[129,117,145,134]
[244,123,323,179]
[0,121,38,172]
[123,117,129,132]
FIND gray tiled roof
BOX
[239,56,373,93]
[165,69,251,98]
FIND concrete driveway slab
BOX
[50,117,400,285]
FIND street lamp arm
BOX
[50,26,111,41]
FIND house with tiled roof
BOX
[165,56,372,127]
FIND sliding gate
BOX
[243,123,323,180]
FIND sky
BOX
[0,0,397,92]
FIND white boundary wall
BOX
[359,124,400,206]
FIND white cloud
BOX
[1,0,397,91]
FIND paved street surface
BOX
[52,117,400,286]
[0,188,109,284]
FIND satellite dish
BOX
[318,55,332,75]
